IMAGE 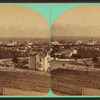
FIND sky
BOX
[0,5,49,38]
[51,5,100,37]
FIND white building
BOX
[70,49,78,57]
[29,51,50,72]
[72,49,78,55]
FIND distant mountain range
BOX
[51,23,100,37]
[0,26,49,38]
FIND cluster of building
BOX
[0,39,49,53]
[51,38,100,59]
[0,39,50,72]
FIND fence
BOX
[82,87,100,95]
[1,86,100,96]
[0,87,47,96]
[55,58,93,62]
[52,83,100,96]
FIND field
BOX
[0,67,50,95]
[51,60,100,95]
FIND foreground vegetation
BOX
[0,69,50,94]
[51,67,100,95]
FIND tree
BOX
[12,57,18,67]
[92,57,99,67]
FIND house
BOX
[51,40,61,45]
[72,49,78,55]
[29,51,50,72]
[70,48,78,57]
[87,38,97,45]
[74,40,83,45]
[28,53,38,70]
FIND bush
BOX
[78,49,100,58]
[72,54,81,58]
[92,57,98,63]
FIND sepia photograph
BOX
[51,5,100,96]
[0,5,50,96]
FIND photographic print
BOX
[51,5,100,96]
[0,5,50,96]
